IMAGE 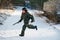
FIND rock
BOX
[43,1,57,13]
[43,0,58,23]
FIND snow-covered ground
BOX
[0,6,60,40]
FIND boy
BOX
[13,8,37,36]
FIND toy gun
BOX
[13,22,19,25]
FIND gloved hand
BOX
[31,21,34,23]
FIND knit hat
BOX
[22,7,27,12]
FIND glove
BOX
[31,21,34,23]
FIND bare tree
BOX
[0,0,13,9]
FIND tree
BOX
[0,0,13,9]
[30,0,48,10]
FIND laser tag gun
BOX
[13,22,19,25]
[13,19,22,25]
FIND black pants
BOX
[20,23,36,35]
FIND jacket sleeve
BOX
[17,14,23,23]
[30,15,35,22]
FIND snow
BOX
[0,6,60,40]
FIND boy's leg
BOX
[19,25,26,36]
[28,24,37,30]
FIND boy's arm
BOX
[18,14,23,22]
[13,14,23,25]
[30,15,35,22]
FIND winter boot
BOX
[35,26,38,30]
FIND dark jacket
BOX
[18,12,34,24]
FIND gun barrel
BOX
[13,22,18,25]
